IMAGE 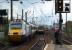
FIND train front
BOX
[8,20,23,42]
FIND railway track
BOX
[62,33,72,45]
[0,38,37,50]
[29,40,45,50]
[29,31,52,50]
[62,39,72,45]
[29,34,46,50]
[0,43,24,50]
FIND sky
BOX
[0,0,72,25]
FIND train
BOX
[8,19,37,42]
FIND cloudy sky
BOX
[0,0,72,25]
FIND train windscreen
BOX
[10,23,22,29]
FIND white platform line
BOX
[43,44,48,50]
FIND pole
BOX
[25,12,27,23]
[25,12,27,35]
[59,13,63,44]
[35,17,38,25]
[59,13,62,31]
[11,0,13,21]
[22,9,23,20]
[32,17,33,24]
[6,9,8,25]
[66,13,67,32]
[17,14,18,19]
[33,10,34,24]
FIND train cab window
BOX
[10,23,22,29]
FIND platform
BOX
[44,44,72,50]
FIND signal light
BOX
[57,0,63,12]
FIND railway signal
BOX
[55,0,70,13]
[57,0,63,12]
[55,0,71,44]
[55,0,63,13]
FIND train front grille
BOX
[13,32,18,34]
[9,32,22,42]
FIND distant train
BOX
[8,19,37,42]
